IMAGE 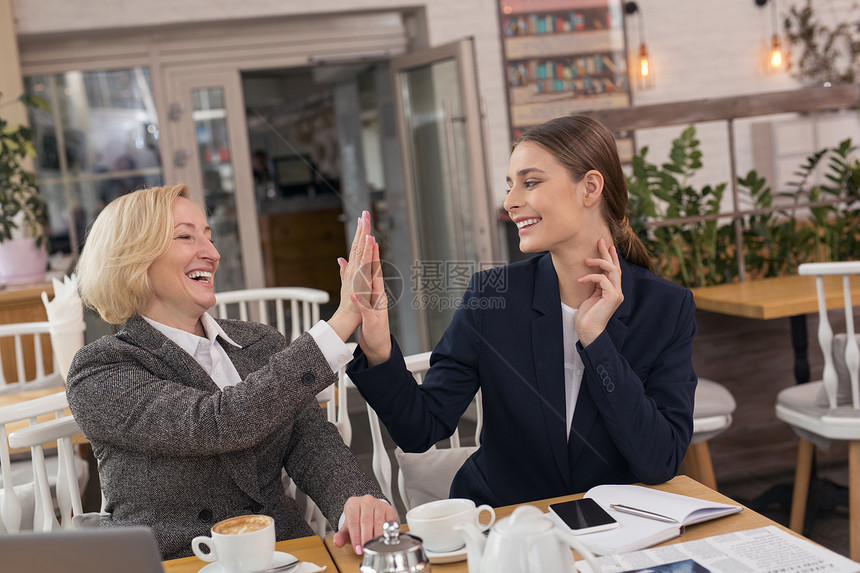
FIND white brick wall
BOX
[627,0,859,202]
[11,0,859,210]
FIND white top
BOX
[561,303,585,439]
[143,314,353,388]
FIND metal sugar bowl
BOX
[361,521,431,573]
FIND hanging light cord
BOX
[770,0,779,38]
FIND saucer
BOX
[425,546,468,564]
[199,550,297,572]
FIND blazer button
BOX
[198,508,213,522]
[248,502,264,513]
[301,372,315,386]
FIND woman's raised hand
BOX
[354,238,391,366]
[327,212,392,365]
[327,211,374,341]
[576,238,624,347]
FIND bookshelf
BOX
[498,0,631,148]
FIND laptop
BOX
[0,527,165,573]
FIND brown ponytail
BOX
[515,115,654,272]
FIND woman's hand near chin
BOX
[576,238,624,347]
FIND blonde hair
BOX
[76,185,192,324]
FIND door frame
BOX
[162,65,265,290]
[390,38,494,349]
[390,38,494,267]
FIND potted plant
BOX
[0,92,50,285]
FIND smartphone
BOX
[548,498,619,535]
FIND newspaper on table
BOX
[576,525,859,573]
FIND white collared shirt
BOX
[142,314,353,389]
[561,303,585,439]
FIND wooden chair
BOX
[0,391,87,533]
[684,378,736,490]
[775,260,860,560]
[365,351,483,511]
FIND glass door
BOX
[163,68,264,292]
[391,39,496,347]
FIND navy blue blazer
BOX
[349,253,697,507]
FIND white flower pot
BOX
[0,238,48,286]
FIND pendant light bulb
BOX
[639,43,650,78]
[769,34,783,68]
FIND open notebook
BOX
[547,484,742,555]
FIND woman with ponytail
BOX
[348,115,698,507]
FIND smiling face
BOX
[504,141,600,255]
[143,196,219,334]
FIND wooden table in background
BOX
[162,534,339,573]
[325,475,802,573]
[0,387,85,454]
[691,274,860,383]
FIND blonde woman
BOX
[68,185,393,558]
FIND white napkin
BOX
[294,563,326,572]
[41,274,86,381]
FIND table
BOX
[162,534,339,573]
[690,273,860,383]
[324,475,802,572]
[691,274,860,531]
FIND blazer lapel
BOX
[531,255,570,488]
[211,320,268,504]
[118,316,220,392]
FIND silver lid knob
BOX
[383,521,400,544]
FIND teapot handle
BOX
[554,528,603,573]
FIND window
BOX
[24,67,163,254]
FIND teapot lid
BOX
[494,505,552,536]
[361,521,429,572]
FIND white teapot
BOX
[455,505,603,573]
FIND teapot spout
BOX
[455,521,485,573]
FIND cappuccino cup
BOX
[406,498,495,553]
[191,514,275,572]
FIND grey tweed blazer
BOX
[66,315,383,559]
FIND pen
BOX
[609,504,679,523]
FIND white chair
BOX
[684,378,736,491]
[366,351,483,511]
[0,391,88,533]
[0,321,65,395]
[212,287,351,441]
[775,261,860,561]
[213,287,343,537]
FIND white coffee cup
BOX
[406,498,495,553]
[191,514,275,573]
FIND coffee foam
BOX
[213,515,273,535]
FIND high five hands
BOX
[334,211,391,365]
